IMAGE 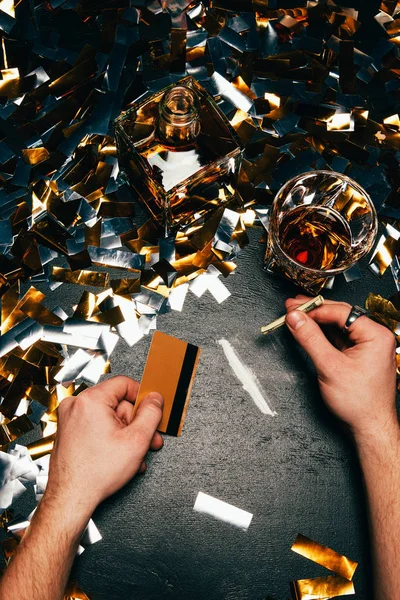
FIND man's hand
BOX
[47,376,164,518]
[285,295,400,600]
[0,376,164,600]
[285,296,397,442]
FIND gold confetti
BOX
[383,114,400,130]
[290,575,355,599]
[64,581,90,600]
[21,148,50,166]
[326,113,354,132]
[291,534,358,581]
[52,267,110,288]
[0,0,14,18]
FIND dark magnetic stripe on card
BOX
[166,343,198,436]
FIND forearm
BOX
[355,422,400,600]
[0,492,91,600]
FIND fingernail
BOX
[286,310,306,330]
[145,392,163,407]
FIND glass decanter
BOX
[114,76,243,230]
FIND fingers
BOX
[285,310,343,375]
[150,431,164,451]
[80,376,139,409]
[115,400,135,426]
[323,326,350,352]
[124,392,163,445]
[138,435,163,476]
[116,402,164,451]
[285,296,388,345]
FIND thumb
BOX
[285,310,342,375]
[125,392,164,445]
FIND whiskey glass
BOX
[264,171,378,293]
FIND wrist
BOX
[353,417,400,460]
[39,486,94,539]
[44,467,100,523]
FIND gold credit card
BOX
[134,331,200,436]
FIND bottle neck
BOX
[158,85,200,145]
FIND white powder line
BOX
[218,339,277,417]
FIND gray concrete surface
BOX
[12,225,396,599]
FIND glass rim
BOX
[269,169,378,276]
[159,85,200,126]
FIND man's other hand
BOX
[285,296,397,443]
[46,376,163,515]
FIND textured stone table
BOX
[14,226,396,600]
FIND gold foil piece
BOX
[26,385,56,411]
[57,383,75,402]
[2,536,18,561]
[91,305,124,326]
[1,283,20,328]
[383,114,400,130]
[290,575,355,599]
[26,433,56,459]
[0,67,20,98]
[0,509,13,529]
[170,28,186,73]
[365,293,400,333]
[291,534,358,581]
[52,267,110,288]
[20,297,63,326]
[110,278,141,296]
[64,580,90,600]
[85,220,101,249]
[380,0,400,16]
[232,76,256,100]
[326,113,353,132]
[21,148,50,166]
[30,218,70,255]
[0,0,15,19]
[6,414,33,438]
[264,92,281,110]
[0,415,33,448]
[352,108,369,126]
[2,287,45,334]
[1,36,7,68]
[73,292,97,320]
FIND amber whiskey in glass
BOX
[265,171,378,293]
[114,76,243,230]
